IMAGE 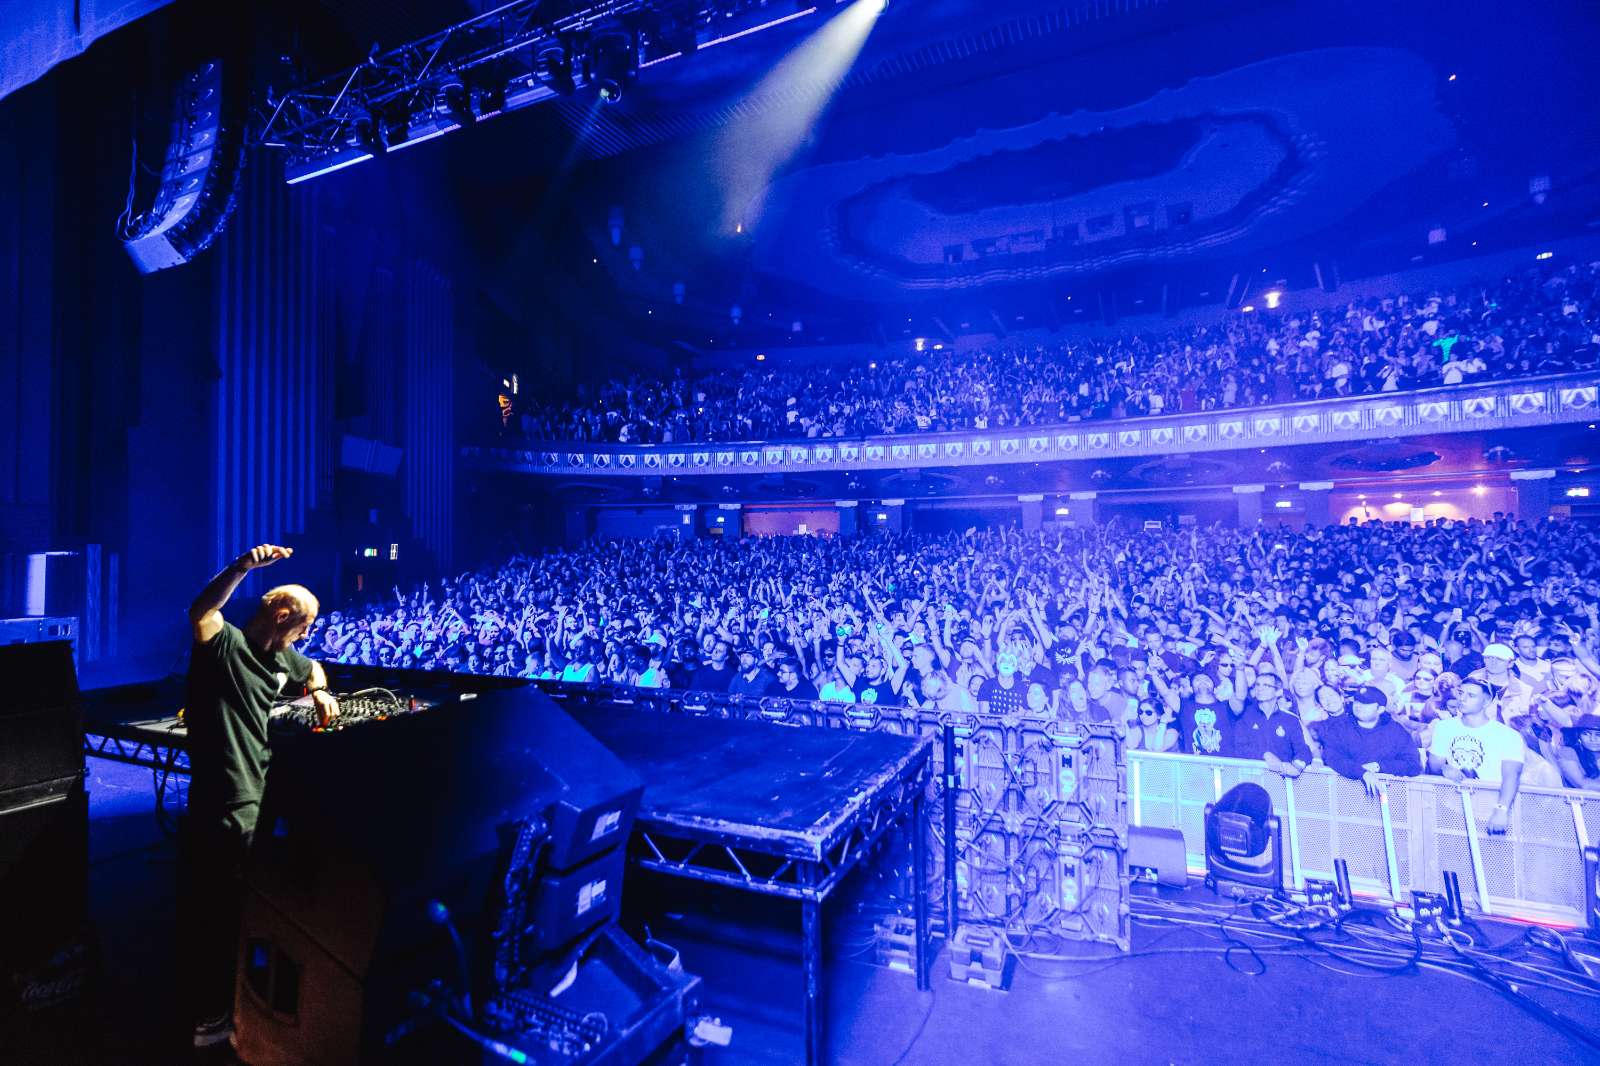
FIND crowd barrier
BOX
[1128,750,1598,927]
[531,681,1597,930]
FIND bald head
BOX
[263,584,318,619]
[254,584,319,651]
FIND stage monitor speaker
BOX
[0,776,88,983]
[0,640,88,1003]
[0,641,83,793]
[236,684,643,1066]
[1128,825,1189,888]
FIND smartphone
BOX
[1126,636,1140,649]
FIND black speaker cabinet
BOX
[0,640,85,994]
[0,641,82,792]
[0,776,88,977]
[235,684,645,1066]
[1128,824,1189,888]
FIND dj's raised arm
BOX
[189,543,293,644]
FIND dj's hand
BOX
[310,689,339,728]
[236,544,292,571]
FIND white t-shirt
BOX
[1429,717,1525,784]
[818,680,856,703]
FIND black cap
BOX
[1349,685,1387,707]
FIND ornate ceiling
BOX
[751,48,1451,298]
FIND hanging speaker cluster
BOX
[119,60,245,274]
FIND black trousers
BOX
[176,815,253,1024]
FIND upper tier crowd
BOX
[303,518,1600,812]
[507,261,1598,443]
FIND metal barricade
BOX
[1127,750,1597,926]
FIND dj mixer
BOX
[270,688,439,734]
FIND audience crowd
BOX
[506,262,1599,444]
[304,517,1600,808]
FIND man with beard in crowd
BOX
[767,657,818,701]
[728,645,777,698]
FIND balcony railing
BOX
[465,372,1599,477]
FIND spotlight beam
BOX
[714,0,884,232]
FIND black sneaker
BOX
[193,1013,234,1049]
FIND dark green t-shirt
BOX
[185,621,313,835]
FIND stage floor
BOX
[4,756,1595,1065]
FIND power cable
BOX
[888,980,937,1066]
[1436,921,1600,1053]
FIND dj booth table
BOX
[80,682,189,770]
[79,684,191,815]
[565,706,934,1066]
[82,712,187,769]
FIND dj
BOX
[179,544,339,1049]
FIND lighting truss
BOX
[257,0,849,185]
